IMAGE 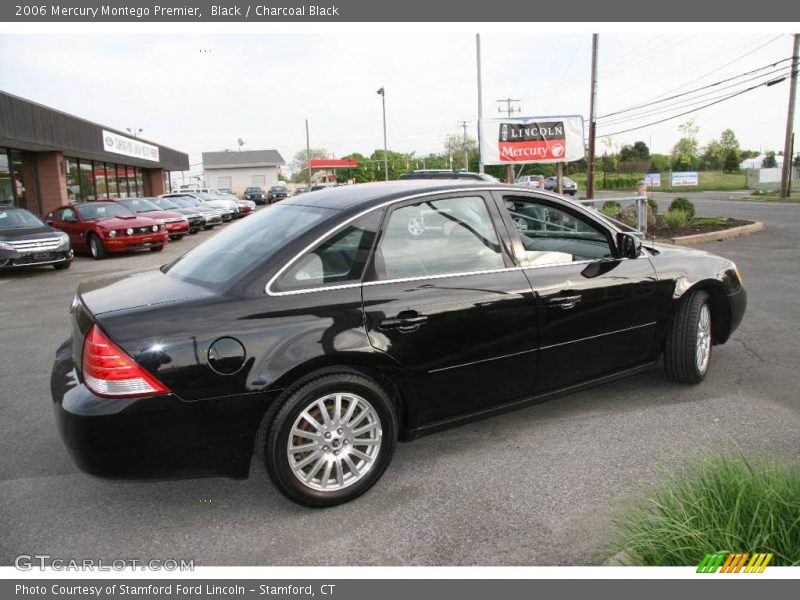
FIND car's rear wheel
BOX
[258,372,397,507]
[88,234,106,260]
[664,289,712,384]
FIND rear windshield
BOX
[165,203,337,288]
[76,203,133,220]
[271,186,288,192]
[154,198,180,210]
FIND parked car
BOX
[398,169,500,182]
[116,198,190,241]
[0,207,73,270]
[214,192,255,216]
[243,186,267,205]
[267,185,289,203]
[150,197,207,233]
[52,182,746,507]
[543,176,578,195]
[217,188,235,196]
[162,195,224,229]
[161,192,235,222]
[294,187,308,195]
[46,201,167,260]
[309,183,338,192]
[516,174,545,189]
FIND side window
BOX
[274,211,382,292]
[62,208,76,222]
[374,196,505,281]
[501,197,613,266]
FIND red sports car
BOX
[46,202,168,260]
[116,198,190,240]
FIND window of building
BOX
[251,175,265,187]
[115,165,128,197]
[375,196,505,281]
[126,167,137,197]
[216,176,232,188]
[105,163,119,198]
[0,150,12,206]
[141,169,149,195]
[78,160,96,201]
[94,163,108,199]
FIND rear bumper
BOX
[51,345,263,480]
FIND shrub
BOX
[647,197,659,216]
[659,209,690,232]
[669,197,695,218]
[612,455,800,566]
[603,200,622,213]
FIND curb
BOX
[670,221,764,245]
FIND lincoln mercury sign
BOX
[102,130,160,162]
[480,116,585,165]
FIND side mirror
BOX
[618,232,642,259]
[45,220,53,226]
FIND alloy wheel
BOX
[696,304,711,374]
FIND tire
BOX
[88,234,106,260]
[203,225,214,230]
[150,245,164,252]
[53,260,71,270]
[169,234,184,241]
[257,371,397,507]
[664,290,712,384]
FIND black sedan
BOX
[52,181,746,507]
[0,206,73,270]
[267,185,289,204]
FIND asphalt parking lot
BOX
[1,194,799,566]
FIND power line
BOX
[599,57,793,120]
[599,70,796,138]
[597,63,794,127]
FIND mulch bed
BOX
[650,218,754,239]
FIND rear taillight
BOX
[82,325,170,398]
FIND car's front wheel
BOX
[88,234,106,260]
[258,371,397,507]
[664,289,712,384]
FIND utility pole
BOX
[305,119,312,186]
[377,86,389,181]
[476,33,484,174]
[458,120,471,170]
[587,33,599,200]
[497,98,521,183]
[780,33,799,198]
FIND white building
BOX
[739,154,784,170]
[202,149,285,194]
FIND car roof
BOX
[278,180,566,212]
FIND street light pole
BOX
[587,33,599,200]
[378,87,388,181]
[476,33,484,174]
[305,119,312,186]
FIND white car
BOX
[515,175,545,189]
[161,192,237,222]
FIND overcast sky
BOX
[0,32,796,176]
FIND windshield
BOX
[272,186,288,192]
[166,203,337,287]
[118,198,162,213]
[196,192,222,201]
[154,198,181,210]
[76,203,134,220]
[0,209,45,229]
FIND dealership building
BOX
[201,149,285,194]
[0,91,189,216]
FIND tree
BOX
[723,148,740,173]
[794,153,800,167]
[701,139,723,171]
[762,151,777,168]
[672,119,700,170]
[719,128,740,153]
[290,147,330,179]
[443,133,477,157]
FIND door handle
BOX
[379,311,429,332]
[548,295,582,309]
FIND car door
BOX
[361,193,539,427]
[49,207,83,250]
[493,192,659,392]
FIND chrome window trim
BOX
[265,186,624,297]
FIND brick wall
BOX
[143,168,165,196]
[35,152,69,216]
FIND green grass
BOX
[571,171,748,192]
[658,209,690,232]
[690,217,728,227]
[612,455,800,566]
